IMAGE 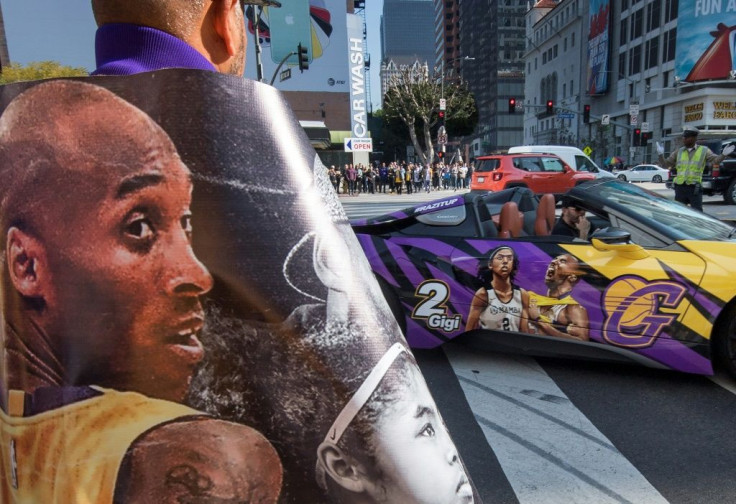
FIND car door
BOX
[539,156,570,193]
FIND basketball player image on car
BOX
[525,254,590,341]
[466,246,529,333]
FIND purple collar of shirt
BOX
[92,23,217,75]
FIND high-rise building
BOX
[460,0,526,156]
[380,0,435,104]
[523,0,586,148]
[523,0,736,167]
[434,0,461,74]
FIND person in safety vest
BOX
[657,126,734,211]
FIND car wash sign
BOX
[346,14,367,140]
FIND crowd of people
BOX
[327,161,474,196]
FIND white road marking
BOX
[443,343,668,504]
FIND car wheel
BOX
[725,179,736,205]
[617,174,627,181]
[714,304,736,378]
[376,276,407,336]
[652,175,662,183]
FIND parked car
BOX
[615,164,670,183]
[351,179,736,377]
[470,153,596,195]
[507,145,616,179]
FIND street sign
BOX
[641,122,650,131]
[630,114,638,125]
[601,114,610,125]
[439,99,446,111]
[437,134,448,145]
[280,68,291,82]
[629,104,640,115]
[557,112,574,119]
[583,146,593,156]
[344,138,373,152]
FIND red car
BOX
[471,153,596,195]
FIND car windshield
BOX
[594,181,734,240]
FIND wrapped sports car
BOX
[351,179,736,377]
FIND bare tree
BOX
[382,65,476,165]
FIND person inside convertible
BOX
[552,196,591,240]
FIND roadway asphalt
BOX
[338,182,736,222]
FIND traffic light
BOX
[633,128,642,146]
[641,131,653,143]
[546,100,554,114]
[297,43,309,72]
[437,151,444,159]
[508,98,516,114]
[583,104,591,123]
[438,110,445,126]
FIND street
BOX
[340,183,736,504]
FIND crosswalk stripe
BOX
[443,344,668,504]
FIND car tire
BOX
[724,179,736,205]
[376,276,407,336]
[617,174,627,181]
[652,175,662,183]
[714,303,736,378]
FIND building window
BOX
[631,9,643,39]
[543,53,547,64]
[618,52,626,80]
[564,38,567,51]
[663,28,676,62]
[570,80,573,95]
[571,32,575,47]
[622,0,629,10]
[620,19,627,46]
[563,83,567,98]
[628,45,641,76]
[665,0,678,23]
[646,2,661,32]
[553,45,558,58]
[645,37,659,69]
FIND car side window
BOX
[476,159,499,172]
[541,157,564,173]
[575,155,598,173]
[514,158,542,172]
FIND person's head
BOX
[91,0,247,76]
[544,254,584,292]
[0,80,213,401]
[485,246,518,283]
[682,126,699,148]
[560,196,586,227]
[317,345,473,504]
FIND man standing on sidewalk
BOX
[658,126,734,211]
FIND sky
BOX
[1,0,384,109]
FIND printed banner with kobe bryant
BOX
[0,71,478,504]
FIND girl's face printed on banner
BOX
[368,363,474,504]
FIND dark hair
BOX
[188,304,418,502]
[477,245,520,285]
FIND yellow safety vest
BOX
[673,146,706,185]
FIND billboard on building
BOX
[244,0,350,92]
[586,0,611,95]
[675,2,736,82]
